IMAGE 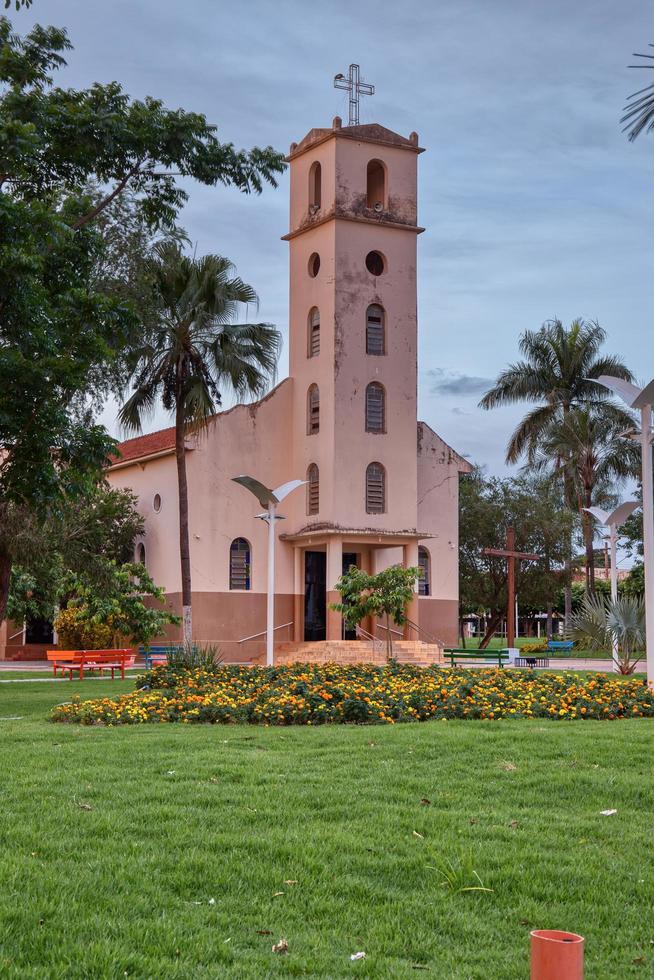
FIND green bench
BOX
[443,648,509,668]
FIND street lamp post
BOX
[232,476,305,667]
[584,502,639,670]
[592,375,654,685]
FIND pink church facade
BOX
[107,118,471,661]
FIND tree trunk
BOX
[460,617,466,648]
[479,610,502,649]
[175,406,193,644]
[0,547,12,628]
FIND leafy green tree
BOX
[479,318,634,624]
[54,562,179,649]
[331,565,419,659]
[535,405,638,592]
[6,484,144,625]
[119,243,281,641]
[622,562,645,598]
[0,17,285,627]
[459,470,574,646]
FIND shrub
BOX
[51,663,654,726]
[520,642,548,653]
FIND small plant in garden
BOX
[520,642,548,654]
[571,594,645,674]
[331,564,419,658]
[429,851,493,894]
[165,643,223,670]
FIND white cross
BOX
[333,64,375,126]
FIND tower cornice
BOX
[282,210,425,241]
[287,121,425,162]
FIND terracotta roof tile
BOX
[110,426,176,466]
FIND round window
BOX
[365,251,385,276]
[308,252,321,278]
[153,493,162,512]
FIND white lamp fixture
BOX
[584,501,639,671]
[591,375,654,686]
[232,476,305,666]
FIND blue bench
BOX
[547,640,574,655]
[138,645,172,669]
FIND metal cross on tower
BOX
[333,64,374,126]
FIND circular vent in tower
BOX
[365,251,385,276]
[308,252,320,277]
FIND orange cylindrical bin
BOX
[530,929,584,980]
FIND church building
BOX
[106,115,472,662]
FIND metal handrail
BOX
[376,619,445,647]
[8,629,24,641]
[404,618,446,647]
[376,623,404,638]
[355,624,384,654]
[238,622,293,644]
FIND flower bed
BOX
[50,663,654,725]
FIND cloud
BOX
[426,369,494,397]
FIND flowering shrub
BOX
[50,663,654,726]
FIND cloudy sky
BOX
[16,0,654,473]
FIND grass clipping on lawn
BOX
[50,663,654,725]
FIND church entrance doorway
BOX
[341,552,359,639]
[304,551,326,640]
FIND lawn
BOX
[0,681,652,978]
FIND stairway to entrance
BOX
[273,639,444,666]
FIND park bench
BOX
[443,648,509,668]
[138,645,172,669]
[546,640,574,655]
[46,650,134,680]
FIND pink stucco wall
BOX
[103,120,470,652]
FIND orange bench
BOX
[46,650,135,680]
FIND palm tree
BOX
[622,45,654,141]
[119,243,281,642]
[571,593,645,674]
[479,318,634,622]
[535,405,639,592]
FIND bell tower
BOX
[282,116,425,641]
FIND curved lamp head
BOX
[584,500,639,528]
[232,475,305,508]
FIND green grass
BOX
[0,670,143,681]
[0,681,653,978]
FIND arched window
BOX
[366,462,386,514]
[307,307,320,357]
[366,304,385,355]
[229,538,251,590]
[365,382,385,433]
[307,384,320,434]
[309,161,321,209]
[418,546,431,596]
[366,159,386,209]
[136,542,146,566]
[306,463,319,515]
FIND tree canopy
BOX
[0,16,285,625]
